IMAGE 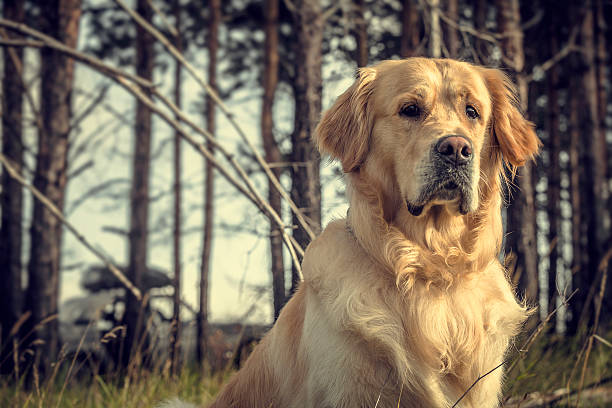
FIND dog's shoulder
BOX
[302,218,374,283]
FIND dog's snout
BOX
[435,135,473,166]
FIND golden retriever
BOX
[209,58,540,408]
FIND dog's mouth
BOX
[406,174,473,216]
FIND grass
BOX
[1,329,611,407]
[502,327,612,406]
[0,365,226,408]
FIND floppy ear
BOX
[480,68,541,167]
[314,67,376,172]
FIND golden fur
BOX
[209,58,540,408]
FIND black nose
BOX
[435,135,473,166]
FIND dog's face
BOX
[316,58,539,217]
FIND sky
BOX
[45,17,356,325]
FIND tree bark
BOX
[353,0,368,67]
[0,0,25,377]
[546,22,560,316]
[123,0,153,368]
[429,0,441,57]
[400,0,421,58]
[473,0,489,62]
[593,0,609,240]
[198,0,220,372]
[571,1,608,332]
[496,0,539,308]
[290,0,323,294]
[444,0,459,58]
[594,0,611,329]
[262,0,285,321]
[26,0,81,376]
[170,0,183,376]
[567,54,585,335]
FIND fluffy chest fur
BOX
[302,220,527,407]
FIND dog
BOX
[209,58,540,407]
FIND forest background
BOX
[0,0,611,406]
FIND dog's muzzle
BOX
[406,135,475,216]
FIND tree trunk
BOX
[546,23,560,316]
[400,0,421,58]
[353,0,368,67]
[593,0,609,242]
[198,0,220,372]
[593,0,611,327]
[571,1,608,332]
[429,0,441,57]
[170,0,183,376]
[123,0,153,368]
[444,0,459,58]
[262,0,285,321]
[496,0,539,309]
[26,0,81,376]
[290,0,323,294]
[0,0,25,377]
[567,56,585,335]
[473,0,489,62]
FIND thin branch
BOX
[452,360,506,408]
[69,83,111,133]
[0,152,142,300]
[524,29,578,83]
[0,18,305,278]
[113,0,317,243]
[145,0,178,38]
[117,77,304,275]
[321,4,341,22]
[0,18,153,89]
[438,11,498,44]
[575,247,612,406]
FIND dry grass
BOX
[0,364,227,408]
[502,329,612,407]
[2,329,610,408]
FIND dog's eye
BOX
[400,104,421,118]
[466,105,479,119]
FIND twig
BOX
[0,153,142,300]
[506,288,578,374]
[145,0,178,38]
[113,0,317,243]
[524,29,578,83]
[374,367,393,408]
[575,247,612,406]
[452,360,506,407]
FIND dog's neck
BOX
[345,169,503,290]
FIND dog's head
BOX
[315,58,539,218]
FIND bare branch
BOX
[0,153,142,300]
[0,17,305,278]
[113,0,317,243]
[145,0,178,38]
[69,83,111,133]
[0,18,153,88]
[525,29,579,83]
